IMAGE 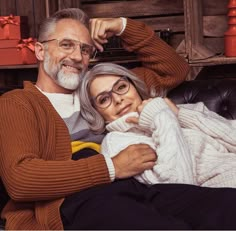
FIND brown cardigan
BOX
[0,18,189,230]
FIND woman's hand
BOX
[163,98,179,116]
[126,98,153,124]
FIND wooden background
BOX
[0,0,230,90]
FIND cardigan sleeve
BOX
[121,18,190,93]
[0,94,110,202]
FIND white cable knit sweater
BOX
[101,98,236,187]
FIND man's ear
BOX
[35,42,45,61]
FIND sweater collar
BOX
[106,112,140,132]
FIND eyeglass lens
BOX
[58,39,95,57]
[95,78,130,108]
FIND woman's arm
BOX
[178,102,236,153]
[138,98,195,184]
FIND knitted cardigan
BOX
[102,98,236,187]
[0,18,189,230]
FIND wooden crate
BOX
[184,0,235,66]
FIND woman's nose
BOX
[112,93,123,105]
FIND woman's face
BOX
[89,75,142,122]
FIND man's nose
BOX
[68,45,83,61]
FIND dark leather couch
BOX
[168,77,236,119]
[0,76,236,229]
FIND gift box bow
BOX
[17,38,36,52]
[0,14,19,28]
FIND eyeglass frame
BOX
[91,76,131,109]
[40,38,97,59]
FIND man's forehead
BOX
[53,18,92,43]
[55,18,87,30]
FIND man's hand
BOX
[112,144,157,179]
[89,18,123,52]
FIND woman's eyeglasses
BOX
[92,76,130,109]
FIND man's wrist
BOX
[116,17,127,36]
[104,157,115,181]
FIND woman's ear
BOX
[34,42,45,61]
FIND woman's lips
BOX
[117,104,132,116]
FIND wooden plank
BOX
[57,0,81,10]
[170,33,185,49]
[204,37,224,54]
[203,0,228,16]
[189,56,236,67]
[138,15,184,33]
[184,0,215,61]
[47,0,82,16]
[15,0,34,37]
[81,0,184,18]
[48,0,58,15]
[0,0,17,15]
[33,0,47,38]
[203,15,227,37]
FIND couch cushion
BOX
[168,78,236,119]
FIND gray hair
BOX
[79,62,153,134]
[38,8,90,42]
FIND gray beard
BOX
[43,52,86,90]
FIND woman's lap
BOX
[61,179,236,230]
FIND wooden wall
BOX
[203,0,228,55]
[0,0,185,48]
[0,0,186,90]
[0,0,230,90]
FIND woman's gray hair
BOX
[79,62,155,134]
[38,8,90,42]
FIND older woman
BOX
[80,62,236,188]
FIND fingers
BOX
[126,98,154,124]
[164,97,179,115]
[125,116,139,124]
[134,144,157,162]
[89,18,123,52]
[112,144,157,179]
[137,98,153,114]
[90,19,108,52]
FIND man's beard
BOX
[43,52,87,90]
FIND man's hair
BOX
[79,62,152,134]
[38,8,90,42]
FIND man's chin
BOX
[57,73,81,90]
[58,81,79,90]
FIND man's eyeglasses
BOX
[40,38,97,59]
[92,76,130,109]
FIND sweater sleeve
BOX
[178,102,236,153]
[139,98,195,184]
[0,95,110,202]
[121,18,190,93]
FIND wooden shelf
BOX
[189,55,236,66]
[184,0,234,67]
[0,57,139,70]
[0,64,38,69]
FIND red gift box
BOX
[0,38,37,65]
[0,14,29,39]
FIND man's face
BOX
[42,19,93,90]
